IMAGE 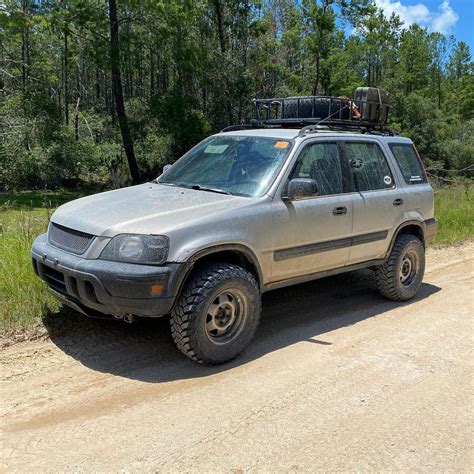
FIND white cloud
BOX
[430,1,459,33]
[375,0,459,34]
[375,0,430,25]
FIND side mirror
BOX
[163,164,172,173]
[286,178,318,200]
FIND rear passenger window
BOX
[389,144,427,184]
[292,142,343,196]
[344,142,394,192]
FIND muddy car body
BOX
[32,125,437,364]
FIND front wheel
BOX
[375,234,425,301]
[170,263,261,365]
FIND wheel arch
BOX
[385,220,426,258]
[181,244,264,290]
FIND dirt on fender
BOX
[1,243,473,472]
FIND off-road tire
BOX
[375,234,425,301]
[170,263,261,365]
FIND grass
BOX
[432,184,474,247]
[0,184,472,333]
[0,189,92,333]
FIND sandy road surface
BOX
[1,243,473,472]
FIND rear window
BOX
[389,143,427,185]
[344,142,395,192]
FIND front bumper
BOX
[31,233,190,318]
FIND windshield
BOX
[158,136,293,197]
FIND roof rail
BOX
[298,123,397,137]
[220,124,261,133]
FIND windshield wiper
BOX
[190,184,230,195]
[153,181,231,195]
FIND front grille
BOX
[48,222,94,254]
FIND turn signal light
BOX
[150,283,165,296]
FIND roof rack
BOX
[221,93,396,136]
[254,94,392,134]
[220,121,396,137]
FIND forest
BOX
[0,0,473,191]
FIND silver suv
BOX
[32,126,437,364]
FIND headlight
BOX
[99,234,169,264]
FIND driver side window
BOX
[291,142,343,196]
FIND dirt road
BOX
[1,243,473,472]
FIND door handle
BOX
[332,206,347,216]
[393,198,404,206]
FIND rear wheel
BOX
[170,263,261,365]
[375,234,425,301]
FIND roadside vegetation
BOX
[0,1,472,190]
[0,190,88,334]
[0,184,472,334]
[432,184,474,246]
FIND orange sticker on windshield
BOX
[275,141,289,149]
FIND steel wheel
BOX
[205,289,248,345]
[399,250,419,287]
[170,263,261,365]
[376,234,425,301]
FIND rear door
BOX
[270,140,353,282]
[388,141,434,221]
[343,139,405,264]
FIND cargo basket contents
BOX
[252,87,390,131]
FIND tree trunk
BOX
[21,0,29,92]
[126,35,132,97]
[211,0,233,124]
[21,30,27,92]
[96,64,100,102]
[74,61,81,140]
[149,45,155,99]
[437,65,442,108]
[212,0,226,53]
[108,0,140,184]
[74,96,80,141]
[312,54,320,96]
[64,29,69,125]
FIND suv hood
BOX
[51,183,250,237]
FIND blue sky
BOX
[374,0,473,50]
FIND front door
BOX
[270,141,353,283]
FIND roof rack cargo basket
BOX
[253,88,390,131]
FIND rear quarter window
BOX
[389,143,427,185]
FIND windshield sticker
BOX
[384,175,392,185]
[204,144,229,154]
[275,141,289,149]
